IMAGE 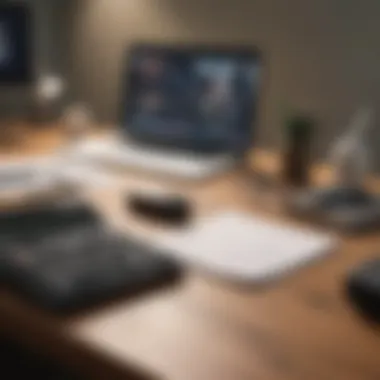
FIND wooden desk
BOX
[1,132,380,380]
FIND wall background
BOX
[2,0,380,169]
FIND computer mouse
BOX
[346,258,380,322]
[127,192,191,226]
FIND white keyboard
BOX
[69,138,234,179]
[155,211,338,283]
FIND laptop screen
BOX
[123,45,261,154]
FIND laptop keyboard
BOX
[71,138,232,179]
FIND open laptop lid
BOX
[121,43,262,156]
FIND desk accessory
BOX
[0,158,65,200]
[289,187,380,232]
[289,107,379,232]
[0,155,117,207]
[127,191,191,226]
[329,106,373,188]
[33,75,66,123]
[69,136,234,180]
[62,103,93,144]
[283,113,314,187]
[153,210,337,283]
[346,258,380,322]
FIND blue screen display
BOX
[0,5,31,84]
[123,46,261,153]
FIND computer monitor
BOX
[122,44,261,155]
[0,5,32,84]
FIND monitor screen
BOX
[123,45,261,154]
[0,5,32,84]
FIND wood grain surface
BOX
[0,129,380,380]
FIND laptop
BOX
[72,43,262,179]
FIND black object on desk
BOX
[128,193,191,226]
[0,203,181,312]
[346,258,380,322]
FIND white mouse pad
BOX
[155,211,338,283]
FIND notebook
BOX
[155,211,338,283]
